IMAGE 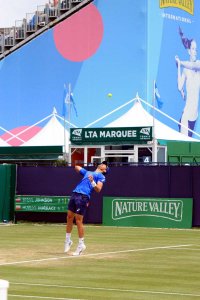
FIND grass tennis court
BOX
[0,223,200,300]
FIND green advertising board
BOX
[15,195,69,213]
[103,197,193,228]
[70,127,152,145]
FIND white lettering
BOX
[85,131,98,138]
[100,131,105,138]
[113,199,182,221]
[174,202,180,218]
[115,201,122,216]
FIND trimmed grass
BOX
[0,223,200,300]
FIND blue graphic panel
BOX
[2,1,198,144]
[0,0,147,146]
[148,0,200,139]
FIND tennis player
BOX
[64,161,109,256]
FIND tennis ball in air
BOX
[108,93,112,97]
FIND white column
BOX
[84,146,87,166]
[152,137,158,163]
[0,280,9,300]
[152,80,157,163]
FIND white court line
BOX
[9,295,84,300]
[9,282,200,298]
[1,223,200,231]
[0,244,193,267]
[1,223,200,233]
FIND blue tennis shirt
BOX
[73,168,106,198]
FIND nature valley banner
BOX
[103,197,193,228]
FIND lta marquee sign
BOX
[103,197,193,228]
[70,127,152,145]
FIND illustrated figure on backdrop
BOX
[175,27,200,137]
[64,161,109,256]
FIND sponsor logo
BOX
[140,127,151,136]
[160,0,194,15]
[112,198,183,221]
[72,129,82,137]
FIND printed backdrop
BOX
[0,0,199,145]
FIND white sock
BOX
[79,238,84,245]
[66,233,71,241]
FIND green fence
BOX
[167,141,200,164]
[103,197,193,228]
[0,164,16,222]
[0,146,63,161]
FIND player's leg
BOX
[64,193,76,253]
[66,209,75,233]
[64,210,74,252]
[73,195,89,256]
[73,213,86,256]
[75,213,84,238]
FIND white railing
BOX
[0,0,93,59]
[0,280,9,300]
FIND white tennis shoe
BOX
[64,240,73,253]
[72,243,86,256]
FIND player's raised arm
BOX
[75,165,82,173]
[88,174,103,193]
